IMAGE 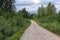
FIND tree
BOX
[0,0,4,8]
[38,7,40,18]
[38,5,46,18]
[21,8,27,18]
[18,8,32,18]
[46,2,56,15]
[57,11,60,22]
[51,4,56,14]
[18,10,22,16]
[0,0,15,12]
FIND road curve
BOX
[20,20,60,40]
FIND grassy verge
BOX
[35,19,60,36]
[5,20,31,40]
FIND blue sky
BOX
[15,0,60,13]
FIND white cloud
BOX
[16,4,41,12]
[56,2,60,4]
[15,0,60,12]
[30,0,41,4]
[55,5,60,12]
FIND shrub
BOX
[0,33,5,40]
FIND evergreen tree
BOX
[0,0,15,12]
[38,5,45,18]
[21,8,27,18]
[46,2,56,15]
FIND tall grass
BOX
[36,14,60,35]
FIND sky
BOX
[15,0,60,13]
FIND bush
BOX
[38,14,57,23]
[3,27,13,37]
[5,18,30,40]
[0,33,5,40]
[36,14,60,35]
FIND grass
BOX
[36,19,60,36]
[5,21,31,40]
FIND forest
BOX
[0,0,60,40]
[36,2,60,35]
[0,0,30,40]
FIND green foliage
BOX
[5,20,30,40]
[3,27,13,37]
[21,8,28,18]
[38,2,56,18]
[18,8,32,19]
[0,0,15,12]
[34,2,60,36]
[46,2,56,14]
[57,11,60,22]
[38,5,46,18]
[0,33,4,40]
[0,16,14,38]
[38,14,58,23]
[36,11,60,36]
[0,8,5,16]
[0,12,30,40]
[37,21,60,35]
[0,0,31,40]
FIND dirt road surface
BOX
[20,20,60,40]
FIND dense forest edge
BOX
[0,0,31,40]
[33,2,60,36]
[0,0,60,40]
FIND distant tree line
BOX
[37,2,60,22]
[38,2,56,18]
[18,2,59,20]
[36,2,60,35]
[18,8,34,19]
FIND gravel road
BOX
[20,20,60,40]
